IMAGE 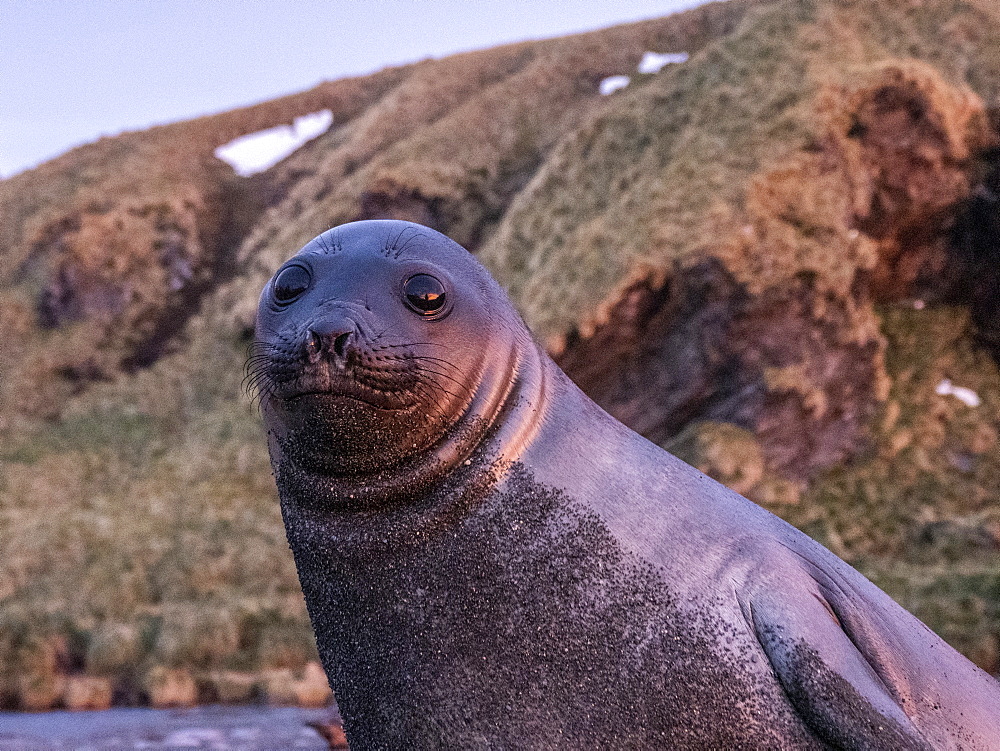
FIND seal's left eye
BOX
[403,274,447,315]
[273,265,311,304]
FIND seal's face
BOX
[250,221,515,480]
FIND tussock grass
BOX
[481,0,1000,348]
[0,335,314,705]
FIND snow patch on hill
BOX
[638,51,689,73]
[215,110,333,176]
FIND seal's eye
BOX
[273,265,311,304]
[403,274,447,315]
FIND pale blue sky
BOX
[0,0,709,177]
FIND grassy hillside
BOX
[1,0,999,710]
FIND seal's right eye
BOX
[273,265,311,304]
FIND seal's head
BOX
[250,220,531,507]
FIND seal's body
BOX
[253,220,1000,749]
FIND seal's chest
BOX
[315,475,816,749]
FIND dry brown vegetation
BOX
[1,0,999,710]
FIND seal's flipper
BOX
[745,591,931,750]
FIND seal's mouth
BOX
[245,335,456,416]
[282,378,415,412]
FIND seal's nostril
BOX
[305,319,355,362]
[333,331,352,358]
[306,330,323,360]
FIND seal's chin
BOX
[285,389,399,412]
[275,389,428,476]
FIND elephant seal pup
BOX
[252,220,1000,749]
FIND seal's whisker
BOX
[245,376,273,410]
[372,339,443,349]
[412,363,466,386]
[243,358,275,376]
[368,337,438,350]
[411,363,467,390]
[367,345,464,373]
[413,373,463,401]
[242,340,284,408]
[243,350,273,364]
[368,327,390,345]
[243,354,273,373]
[243,374,274,406]
[242,365,267,392]
[394,228,423,259]
[409,354,464,374]
[410,382,454,424]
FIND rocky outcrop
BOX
[482,6,998,480]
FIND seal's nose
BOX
[305,318,357,364]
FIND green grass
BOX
[0,337,317,707]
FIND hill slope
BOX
[2,0,999,710]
